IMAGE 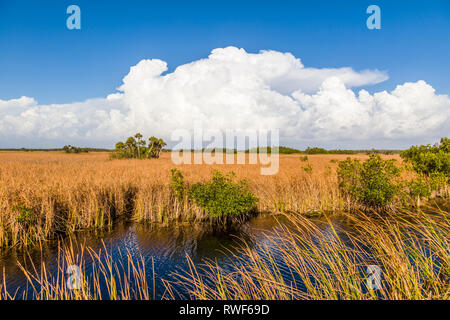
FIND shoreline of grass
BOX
[0,153,339,248]
[0,151,448,248]
[1,205,447,300]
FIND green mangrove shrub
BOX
[401,137,449,178]
[407,175,431,200]
[337,154,401,210]
[189,171,258,218]
[169,169,258,220]
[401,137,449,197]
[429,172,448,192]
[170,168,186,201]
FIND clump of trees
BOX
[62,145,89,153]
[111,133,167,159]
[302,147,399,155]
[304,147,330,154]
[304,147,358,155]
[247,146,303,154]
[365,149,397,155]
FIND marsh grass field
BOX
[0,151,448,300]
[0,151,387,247]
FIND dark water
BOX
[1,214,350,299]
[2,204,445,299]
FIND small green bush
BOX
[170,168,186,201]
[407,176,431,198]
[429,172,448,192]
[14,204,36,227]
[302,163,313,174]
[299,155,309,162]
[188,170,258,218]
[338,154,401,210]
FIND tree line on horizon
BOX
[172,146,401,155]
[0,138,430,156]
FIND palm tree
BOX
[156,138,167,158]
[126,136,137,158]
[134,133,144,159]
[148,137,167,158]
[115,142,125,150]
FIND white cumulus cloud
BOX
[0,46,448,148]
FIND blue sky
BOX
[0,0,449,149]
[1,0,449,104]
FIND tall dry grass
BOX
[168,206,449,300]
[1,150,430,248]
[0,240,153,300]
[1,151,393,247]
[1,206,447,300]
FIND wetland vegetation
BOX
[0,138,448,300]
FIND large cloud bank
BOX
[0,47,448,148]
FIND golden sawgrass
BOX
[1,206,447,300]
[0,239,152,300]
[168,207,449,300]
[0,151,403,247]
